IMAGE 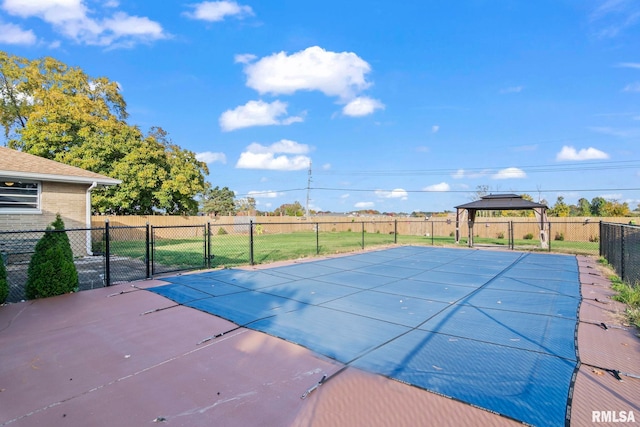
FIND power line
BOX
[310,186,640,194]
[314,160,640,177]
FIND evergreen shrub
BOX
[25,215,79,299]
[0,259,8,304]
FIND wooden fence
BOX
[91,215,633,242]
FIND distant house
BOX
[0,146,120,232]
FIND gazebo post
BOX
[467,209,476,247]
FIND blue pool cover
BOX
[148,246,581,426]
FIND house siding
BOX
[0,181,89,231]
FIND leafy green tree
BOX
[203,186,236,216]
[25,215,78,299]
[274,201,305,216]
[0,257,8,304]
[1,51,208,215]
[605,200,630,217]
[549,196,570,217]
[590,197,607,217]
[577,198,591,216]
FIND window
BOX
[0,181,41,212]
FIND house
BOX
[0,146,120,232]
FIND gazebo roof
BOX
[455,194,547,211]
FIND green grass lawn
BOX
[106,231,599,271]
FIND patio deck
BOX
[0,247,638,426]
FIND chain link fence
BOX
[0,218,620,303]
[1,228,105,303]
[600,222,640,285]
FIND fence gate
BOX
[150,224,209,277]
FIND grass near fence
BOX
[598,258,640,330]
[107,230,599,271]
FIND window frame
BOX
[0,180,42,214]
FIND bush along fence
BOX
[1,218,603,304]
[600,222,640,285]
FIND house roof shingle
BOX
[0,146,120,186]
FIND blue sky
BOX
[1,0,640,213]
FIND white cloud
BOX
[219,100,304,131]
[590,0,640,38]
[354,201,374,209]
[342,96,384,117]
[236,139,311,171]
[423,182,450,192]
[247,139,310,154]
[242,46,372,100]
[234,53,257,64]
[452,169,490,179]
[184,1,254,22]
[0,22,36,44]
[556,145,610,161]
[247,190,279,198]
[499,86,523,94]
[0,0,167,47]
[492,167,526,179]
[322,163,331,170]
[340,194,350,199]
[196,151,227,164]
[617,62,640,69]
[375,189,408,200]
[431,125,440,133]
[623,82,640,92]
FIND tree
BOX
[25,215,78,299]
[203,186,236,216]
[471,185,490,201]
[590,197,607,217]
[605,200,630,217]
[549,196,570,217]
[1,51,208,215]
[274,201,305,217]
[577,198,591,216]
[235,197,256,214]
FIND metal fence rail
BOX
[0,228,105,303]
[600,222,640,285]
[0,218,618,304]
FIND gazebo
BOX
[455,194,549,248]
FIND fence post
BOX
[145,222,150,279]
[621,225,625,281]
[249,220,254,265]
[104,219,111,286]
[361,222,365,249]
[599,221,603,257]
[150,224,155,277]
[548,222,552,253]
[394,219,398,244]
[431,221,434,246]
[509,221,513,250]
[316,223,320,254]
[207,222,212,269]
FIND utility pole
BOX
[306,161,312,217]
